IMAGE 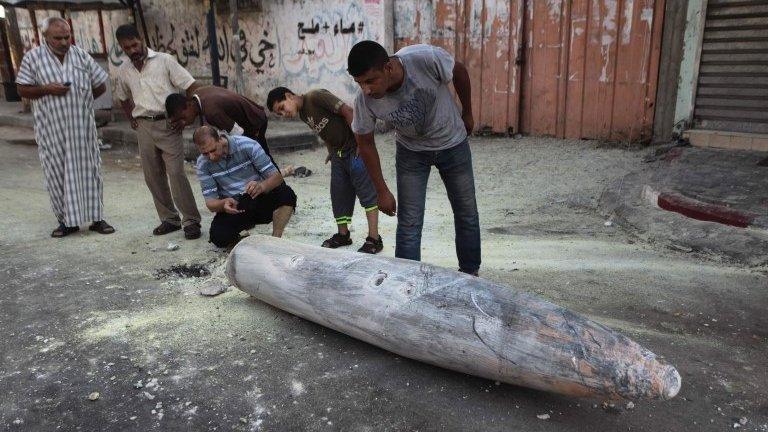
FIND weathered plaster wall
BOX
[14,9,37,54]
[672,0,705,134]
[129,0,388,103]
[14,0,389,105]
[393,0,666,142]
[652,0,689,142]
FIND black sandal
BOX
[322,232,352,248]
[51,223,79,238]
[153,221,181,236]
[89,220,115,234]
[293,166,313,178]
[357,236,383,254]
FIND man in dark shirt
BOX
[165,87,310,177]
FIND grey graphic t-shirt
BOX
[351,44,467,152]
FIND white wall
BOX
[13,0,390,105]
[673,0,706,134]
[125,0,389,104]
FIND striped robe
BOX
[16,44,109,226]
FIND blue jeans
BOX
[395,139,481,273]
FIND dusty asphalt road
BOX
[0,136,766,431]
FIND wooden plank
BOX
[611,0,645,142]
[463,0,484,133]
[523,0,562,136]
[641,0,666,142]
[483,0,516,133]
[506,0,525,135]
[432,0,459,55]
[479,0,496,132]
[518,0,534,134]
[555,0,572,138]
[564,0,590,139]
[581,0,620,140]
[227,235,682,400]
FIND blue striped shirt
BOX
[196,134,277,199]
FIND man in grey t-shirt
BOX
[348,40,480,275]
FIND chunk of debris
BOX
[166,243,180,251]
[537,414,550,420]
[200,280,228,297]
[88,392,100,401]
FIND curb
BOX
[0,113,33,128]
[0,114,322,161]
[642,185,766,230]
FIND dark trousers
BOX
[209,183,297,248]
[395,139,481,273]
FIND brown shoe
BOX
[153,221,181,236]
[51,223,79,238]
[184,223,201,240]
[89,220,115,234]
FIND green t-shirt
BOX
[299,89,356,154]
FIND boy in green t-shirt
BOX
[267,87,383,254]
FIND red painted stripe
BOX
[657,193,755,228]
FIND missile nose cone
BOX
[660,365,682,400]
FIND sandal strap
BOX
[323,232,351,247]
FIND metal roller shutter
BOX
[694,0,768,134]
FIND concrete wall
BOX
[652,0,689,142]
[13,0,391,105]
[131,0,388,103]
[672,0,706,134]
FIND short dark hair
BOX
[266,87,294,111]
[115,24,141,41]
[165,93,189,117]
[347,40,389,77]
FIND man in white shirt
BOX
[114,24,202,240]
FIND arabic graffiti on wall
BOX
[70,10,104,54]
[15,9,37,53]
[134,0,386,101]
[15,0,386,102]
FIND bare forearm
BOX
[340,104,354,127]
[355,134,389,194]
[120,99,134,118]
[17,85,49,100]
[205,198,225,213]
[261,171,284,193]
[453,62,472,116]
[92,83,107,99]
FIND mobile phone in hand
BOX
[63,82,71,87]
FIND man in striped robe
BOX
[16,17,115,238]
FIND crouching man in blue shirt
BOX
[194,125,297,247]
